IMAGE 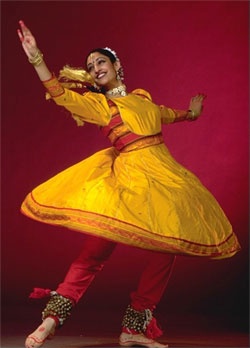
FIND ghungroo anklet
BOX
[42,292,73,326]
[121,305,163,339]
[122,305,153,333]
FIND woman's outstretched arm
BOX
[17,20,52,81]
[160,93,206,124]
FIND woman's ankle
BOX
[44,316,58,328]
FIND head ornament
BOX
[103,47,119,60]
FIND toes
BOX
[25,335,44,348]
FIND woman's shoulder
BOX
[131,88,152,101]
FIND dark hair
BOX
[85,48,117,68]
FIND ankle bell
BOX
[42,291,73,327]
[121,305,163,339]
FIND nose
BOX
[93,62,100,74]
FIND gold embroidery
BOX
[121,134,164,152]
[108,124,130,143]
[23,197,239,258]
[43,75,64,97]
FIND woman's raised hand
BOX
[17,20,52,80]
[17,20,39,59]
[189,94,206,118]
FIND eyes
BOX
[87,58,107,72]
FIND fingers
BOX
[17,20,37,49]
[19,20,31,34]
[192,93,206,102]
[17,28,24,42]
[17,20,33,41]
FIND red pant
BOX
[56,235,176,311]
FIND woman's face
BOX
[86,52,120,89]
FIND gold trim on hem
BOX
[21,194,240,259]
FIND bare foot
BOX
[25,317,56,348]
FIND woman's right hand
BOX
[17,20,40,59]
[17,20,52,81]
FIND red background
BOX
[1,0,249,331]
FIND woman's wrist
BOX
[28,49,44,67]
[187,109,198,120]
[28,51,53,82]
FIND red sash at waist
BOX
[117,133,164,152]
[100,99,164,152]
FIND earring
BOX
[116,67,124,81]
[116,70,121,81]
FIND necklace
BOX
[106,84,127,97]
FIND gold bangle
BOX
[28,50,44,67]
[188,109,197,120]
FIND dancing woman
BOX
[17,20,240,348]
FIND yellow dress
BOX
[21,81,241,259]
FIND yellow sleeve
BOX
[160,105,189,124]
[131,89,189,124]
[42,75,111,126]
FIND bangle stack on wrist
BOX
[187,109,197,120]
[28,50,44,67]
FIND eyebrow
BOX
[87,56,107,68]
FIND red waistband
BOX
[118,133,164,152]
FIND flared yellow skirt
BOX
[21,144,240,259]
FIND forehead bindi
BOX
[87,53,107,66]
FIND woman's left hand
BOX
[189,93,206,118]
